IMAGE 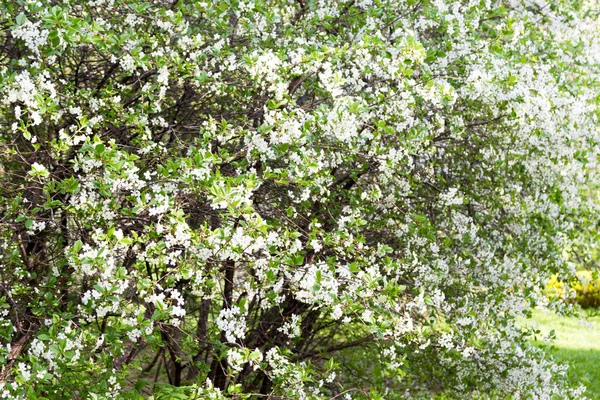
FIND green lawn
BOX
[529,308,600,398]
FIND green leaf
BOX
[73,240,83,253]
[95,143,105,155]
[16,13,26,25]
[134,380,148,392]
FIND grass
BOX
[528,308,600,398]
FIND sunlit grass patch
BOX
[529,308,600,398]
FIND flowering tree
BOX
[0,0,599,398]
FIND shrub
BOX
[0,0,598,399]
[547,271,600,309]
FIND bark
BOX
[210,261,235,390]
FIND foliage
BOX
[0,0,599,398]
[546,272,600,309]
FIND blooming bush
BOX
[0,0,599,398]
